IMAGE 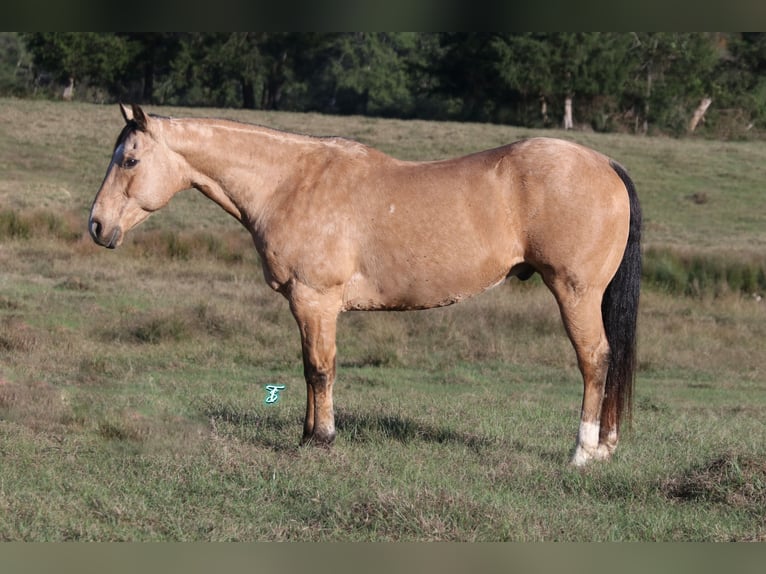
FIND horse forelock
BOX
[112,113,166,153]
[112,122,139,153]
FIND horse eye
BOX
[123,158,139,169]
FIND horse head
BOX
[89,104,188,248]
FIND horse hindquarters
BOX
[557,161,640,466]
[528,153,639,465]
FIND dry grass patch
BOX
[0,316,40,353]
[342,487,493,541]
[0,378,74,434]
[96,302,247,345]
[637,289,766,380]
[126,228,253,263]
[337,280,573,372]
[94,408,209,456]
[662,452,766,519]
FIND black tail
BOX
[602,161,642,433]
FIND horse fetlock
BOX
[570,445,592,467]
[570,443,612,467]
[599,428,619,452]
[570,420,612,466]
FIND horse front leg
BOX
[301,343,337,445]
[289,284,341,446]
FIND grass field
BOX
[0,98,765,541]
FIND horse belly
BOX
[342,239,517,311]
[341,156,522,311]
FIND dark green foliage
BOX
[0,33,33,96]
[20,32,134,98]
[4,33,766,137]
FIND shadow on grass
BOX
[202,403,301,451]
[334,410,495,452]
[202,402,498,453]
[201,403,566,463]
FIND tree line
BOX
[2,32,765,137]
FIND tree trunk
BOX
[563,95,573,130]
[241,78,255,109]
[142,62,154,103]
[62,77,74,101]
[263,50,287,110]
[688,97,712,133]
[642,66,653,135]
[540,95,548,125]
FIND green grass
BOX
[1,99,765,541]
[643,246,766,297]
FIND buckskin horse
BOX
[89,104,641,465]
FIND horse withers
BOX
[89,104,641,466]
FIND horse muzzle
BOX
[89,218,122,249]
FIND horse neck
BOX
[162,118,311,226]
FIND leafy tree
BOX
[11,32,766,137]
[258,32,305,110]
[716,33,766,129]
[624,33,720,134]
[402,33,455,119]
[292,33,420,117]
[161,33,230,107]
[487,33,553,125]
[0,32,33,96]
[430,33,505,122]
[117,33,184,103]
[428,33,629,127]
[544,33,633,130]
[21,33,133,98]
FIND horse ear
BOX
[119,103,149,131]
[119,102,133,124]
[131,104,148,131]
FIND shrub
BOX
[643,247,766,297]
[0,210,31,239]
[0,209,82,242]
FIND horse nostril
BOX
[90,219,103,241]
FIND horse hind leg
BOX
[547,279,612,466]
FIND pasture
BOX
[0,98,765,541]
